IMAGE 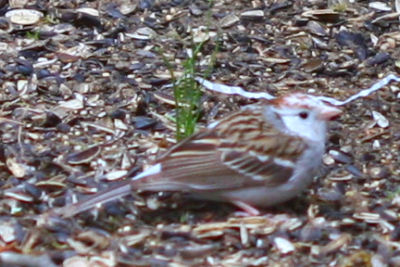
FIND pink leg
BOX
[231,200,260,216]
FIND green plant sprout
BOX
[26,31,40,40]
[160,38,219,141]
[158,2,219,141]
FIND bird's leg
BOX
[231,200,260,216]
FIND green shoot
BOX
[158,0,219,141]
[26,31,40,40]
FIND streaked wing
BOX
[219,149,294,187]
[138,106,307,190]
[216,106,307,186]
[138,130,252,190]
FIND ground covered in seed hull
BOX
[0,0,399,266]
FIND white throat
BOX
[282,115,327,143]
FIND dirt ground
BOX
[0,0,400,266]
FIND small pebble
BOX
[372,111,389,128]
[323,154,335,165]
[329,150,352,164]
[369,166,390,179]
[240,10,264,20]
[273,237,295,254]
[5,9,43,25]
[372,140,381,149]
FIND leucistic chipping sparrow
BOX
[58,93,341,217]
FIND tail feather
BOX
[52,164,165,217]
[55,182,132,218]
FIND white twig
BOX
[316,74,400,106]
[196,75,400,106]
[195,77,275,100]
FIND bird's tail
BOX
[53,181,132,218]
[51,164,163,217]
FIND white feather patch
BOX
[133,163,162,180]
[207,120,220,129]
[171,150,215,157]
[249,151,270,162]
[273,158,295,168]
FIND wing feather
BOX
[138,107,308,191]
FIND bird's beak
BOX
[319,105,342,120]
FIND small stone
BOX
[133,116,157,130]
[4,191,34,202]
[345,165,364,178]
[66,146,101,164]
[114,119,128,130]
[390,85,400,93]
[58,99,84,110]
[105,170,128,181]
[76,7,99,17]
[0,42,8,51]
[328,150,352,164]
[302,9,340,23]
[371,254,386,267]
[220,14,240,28]
[307,21,327,36]
[146,197,161,210]
[6,158,26,178]
[372,111,389,128]
[369,166,390,179]
[323,154,335,165]
[372,140,381,149]
[274,237,295,254]
[120,3,137,15]
[126,27,157,40]
[5,9,43,25]
[9,0,28,8]
[302,58,324,73]
[63,256,91,267]
[0,222,16,243]
[369,2,392,11]
[312,37,329,50]
[318,188,343,202]
[17,80,28,91]
[367,52,391,66]
[300,224,322,242]
[189,4,203,16]
[192,28,216,43]
[240,10,264,20]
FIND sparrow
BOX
[57,93,341,217]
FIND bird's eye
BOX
[299,111,309,119]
